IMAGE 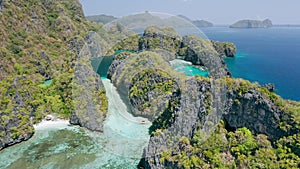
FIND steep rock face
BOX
[0,77,35,150]
[262,83,275,92]
[107,52,133,105]
[153,49,177,62]
[0,0,109,149]
[139,78,299,168]
[139,26,182,53]
[108,51,180,120]
[109,26,233,78]
[35,52,52,79]
[69,32,108,132]
[139,77,213,168]
[0,0,4,13]
[211,40,236,57]
[129,68,180,121]
[230,19,273,28]
[224,79,298,141]
[181,35,231,78]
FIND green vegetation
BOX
[1,2,299,168]
[149,98,179,135]
[142,26,182,53]
[0,0,110,145]
[211,41,236,57]
[107,26,182,55]
[107,35,140,55]
[258,87,300,131]
[218,77,300,132]
[155,77,300,168]
[129,68,176,99]
[129,68,179,124]
[99,89,108,113]
[159,121,300,169]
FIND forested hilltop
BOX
[104,26,300,169]
[0,0,111,150]
[0,1,299,168]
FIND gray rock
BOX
[262,83,275,92]
[181,35,231,78]
[211,40,236,57]
[0,0,4,13]
[139,78,297,168]
[0,76,34,150]
[69,32,108,132]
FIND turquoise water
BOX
[43,79,52,86]
[170,59,209,77]
[91,56,113,77]
[38,79,53,88]
[114,50,136,55]
[179,65,209,77]
[202,26,300,101]
[0,78,151,169]
[91,50,136,78]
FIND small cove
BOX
[0,76,151,169]
[170,59,209,77]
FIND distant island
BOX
[86,14,117,24]
[86,14,214,28]
[178,15,213,27]
[230,19,272,28]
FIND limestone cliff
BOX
[107,26,235,124]
[0,77,35,150]
[180,35,231,78]
[0,0,108,149]
[211,40,236,57]
[103,22,300,169]
[107,51,180,122]
[138,77,300,168]
[109,26,234,78]
[69,32,108,132]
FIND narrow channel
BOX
[0,57,151,169]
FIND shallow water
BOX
[0,78,151,169]
[170,59,209,77]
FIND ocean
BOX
[201,26,300,101]
[1,26,299,169]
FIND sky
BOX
[79,0,300,25]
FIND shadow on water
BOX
[91,55,114,78]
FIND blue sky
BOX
[79,0,300,24]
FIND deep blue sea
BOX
[201,26,300,101]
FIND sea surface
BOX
[1,26,299,168]
[201,26,300,101]
[0,78,151,169]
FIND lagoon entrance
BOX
[0,76,151,169]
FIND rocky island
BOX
[230,19,273,28]
[0,0,299,168]
[106,26,299,169]
[178,15,213,27]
